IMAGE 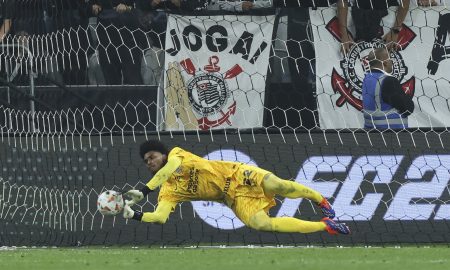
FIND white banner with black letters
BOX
[162,14,275,131]
[311,7,450,129]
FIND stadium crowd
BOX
[0,0,446,87]
[0,0,447,132]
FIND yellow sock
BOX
[270,217,326,233]
[282,181,323,203]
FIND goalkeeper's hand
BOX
[124,189,144,206]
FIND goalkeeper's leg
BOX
[262,174,335,218]
[247,210,350,235]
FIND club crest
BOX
[325,17,416,110]
[180,56,242,130]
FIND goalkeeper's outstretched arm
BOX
[124,200,177,224]
[145,156,182,191]
[125,156,182,206]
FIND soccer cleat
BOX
[322,217,350,235]
[122,205,135,219]
[317,197,335,219]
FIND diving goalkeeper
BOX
[123,140,350,235]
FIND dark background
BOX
[1,131,449,246]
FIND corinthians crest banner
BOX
[311,7,450,129]
[162,13,275,131]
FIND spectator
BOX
[45,0,91,85]
[0,0,13,42]
[180,0,209,10]
[0,0,14,86]
[362,47,414,129]
[286,8,317,130]
[0,0,60,86]
[8,0,47,37]
[1,0,46,41]
[88,0,144,85]
[137,0,181,85]
[208,0,272,11]
[264,8,318,130]
[46,0,91,30]
[417,0,437,6]
[337,0,411,54]
[140,0,181,10]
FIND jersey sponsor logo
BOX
[188,168,199,193]
[242,170,256,186]
[325,17,416,110]
[192,150,450,230]
[223,177,232,196]
[175,166,183,175]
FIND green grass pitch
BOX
[0,247,448,270]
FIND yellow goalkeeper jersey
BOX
[158,147,271,207]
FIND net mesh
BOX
[1,1,450,246]
[1,133,450,246]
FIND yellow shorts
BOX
[232,196,276,226]
[231,164,277,225]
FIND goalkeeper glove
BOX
[124,186,152,206]
[123,205,143,221]
[124,190,144,206]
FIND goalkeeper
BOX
[123,140,350,235]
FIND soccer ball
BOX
[97,190,124,216]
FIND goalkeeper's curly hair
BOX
[139,140,169,159]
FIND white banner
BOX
[311,7,450,129]
[163,14,275,131]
